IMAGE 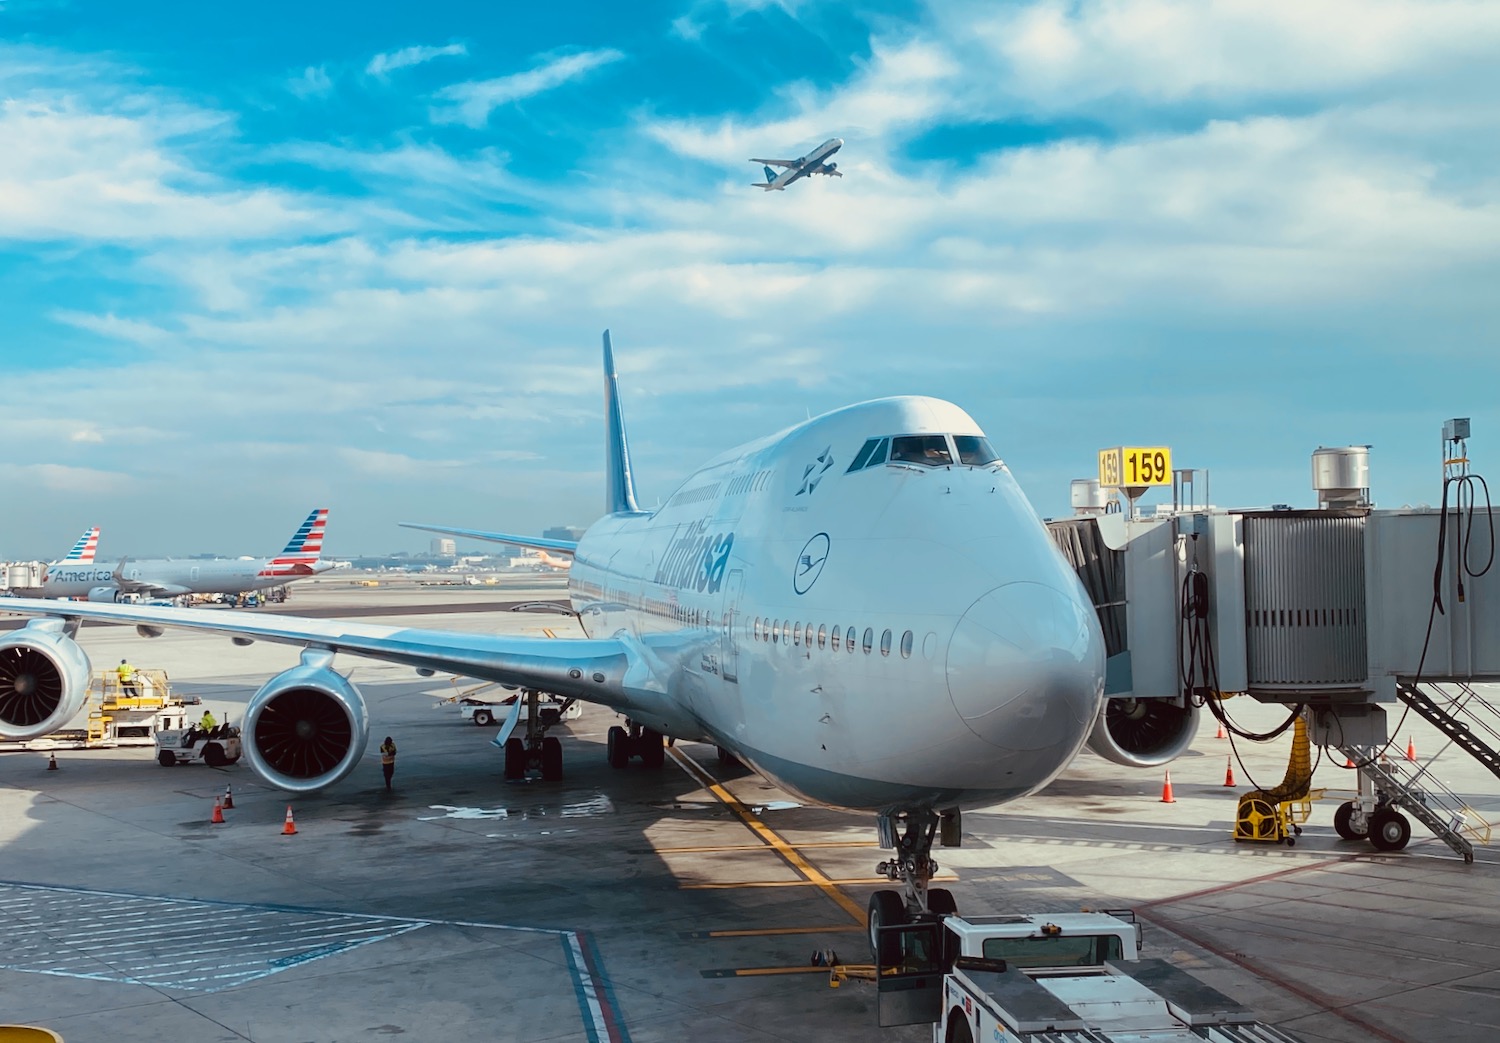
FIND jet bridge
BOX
[1049,422,1498,861]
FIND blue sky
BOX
[2,0,1498,557]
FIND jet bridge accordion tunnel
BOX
[1047,498,1500,800]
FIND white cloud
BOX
[287,65,333,98]
[366,43,468,78]
[69,427,104,444]
[431,49,624,128]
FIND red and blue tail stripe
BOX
[61,527,100,564]
[279,508,328,558]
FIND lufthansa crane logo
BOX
[793,532,830,595]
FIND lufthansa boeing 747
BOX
[0,333,1105,934]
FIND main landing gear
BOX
[502,689,572,782]
[866,807,962,958]
[606,719,666,770]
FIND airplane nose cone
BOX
[946,582,1104,753]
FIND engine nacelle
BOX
[88,586,120,603]
[1085,696,1199,768]
[0,624,92,741]
[824,162,837,173]
[242,664,369,793]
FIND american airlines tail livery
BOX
[0,333,1140,930]
[15,509,332,602]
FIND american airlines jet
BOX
[0,334,1139,934]
[12,509,332,602]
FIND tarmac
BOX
[2,576,1498,1042]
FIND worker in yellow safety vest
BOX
[199,709,217,734]
[117,659,139,697]
[380,737,397,791]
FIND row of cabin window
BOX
[752,617,915,659]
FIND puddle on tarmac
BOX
[419,794,614,823]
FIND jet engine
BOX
[0,625,91,741]
[88,586,120,603]
[242,664,369,793]
[823,162,837,173]
[1085,696,1199,768]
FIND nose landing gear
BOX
[867,807,962,957]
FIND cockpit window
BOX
[953,435,999,466]
[890,435,953,467]
[846,437,891,474]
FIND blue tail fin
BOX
[763,165,777,183]
[603,330,641,515]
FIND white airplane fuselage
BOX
[23,557,329,600]
[568,396,1106,813]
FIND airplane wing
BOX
[399,523,579,554]
[0,597,668,717]
[749,158,799,168]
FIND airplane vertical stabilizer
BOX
[603,330,642,516]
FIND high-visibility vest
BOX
[117,664,136,682]
[380,744,396,765]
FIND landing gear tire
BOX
[640,728,665,770]
[926,888,958,917]
[541,736,563,781]
[868,889,906,960]
[1369,808,1411,852]
[503,737,526,780]
[157,750,176,767]
[607,726,629,769]
[473,709,494,727]
[1333,801,1368,841]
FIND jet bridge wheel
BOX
[1368,808,1411,852]
[1333,801,1368,841]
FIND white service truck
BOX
[871,911,1304,1043]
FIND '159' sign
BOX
[1098,446,1172,488]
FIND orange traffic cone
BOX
[47,753,58,771]
[1214,720,1227,740]
[1160,770,1176,803]
[1406,736,1417,762]
[223,784,234,810]
[281,805,298,836]
[1223,757,1235,787]
[211,798,225,824]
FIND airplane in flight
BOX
[751,137,843,191]
[0,334,1192,936]
[9,509,333,603]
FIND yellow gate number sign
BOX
[1098,446,1173,489]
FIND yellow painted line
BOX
[668,747,867,924]
[682,875,958,891]
[686,925,862,939]
[542,627,557,639]
[655,841,878,854]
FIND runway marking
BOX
[0,881,629,1042]
[667,747,867,924]
[653,840,877,854]
[681,875,957,890]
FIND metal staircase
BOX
[1396,682,1500,783]
[1334,744,1487,862]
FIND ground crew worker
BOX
[380,736,397,791]
[117,659,139,697]
[199,709,216,734]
